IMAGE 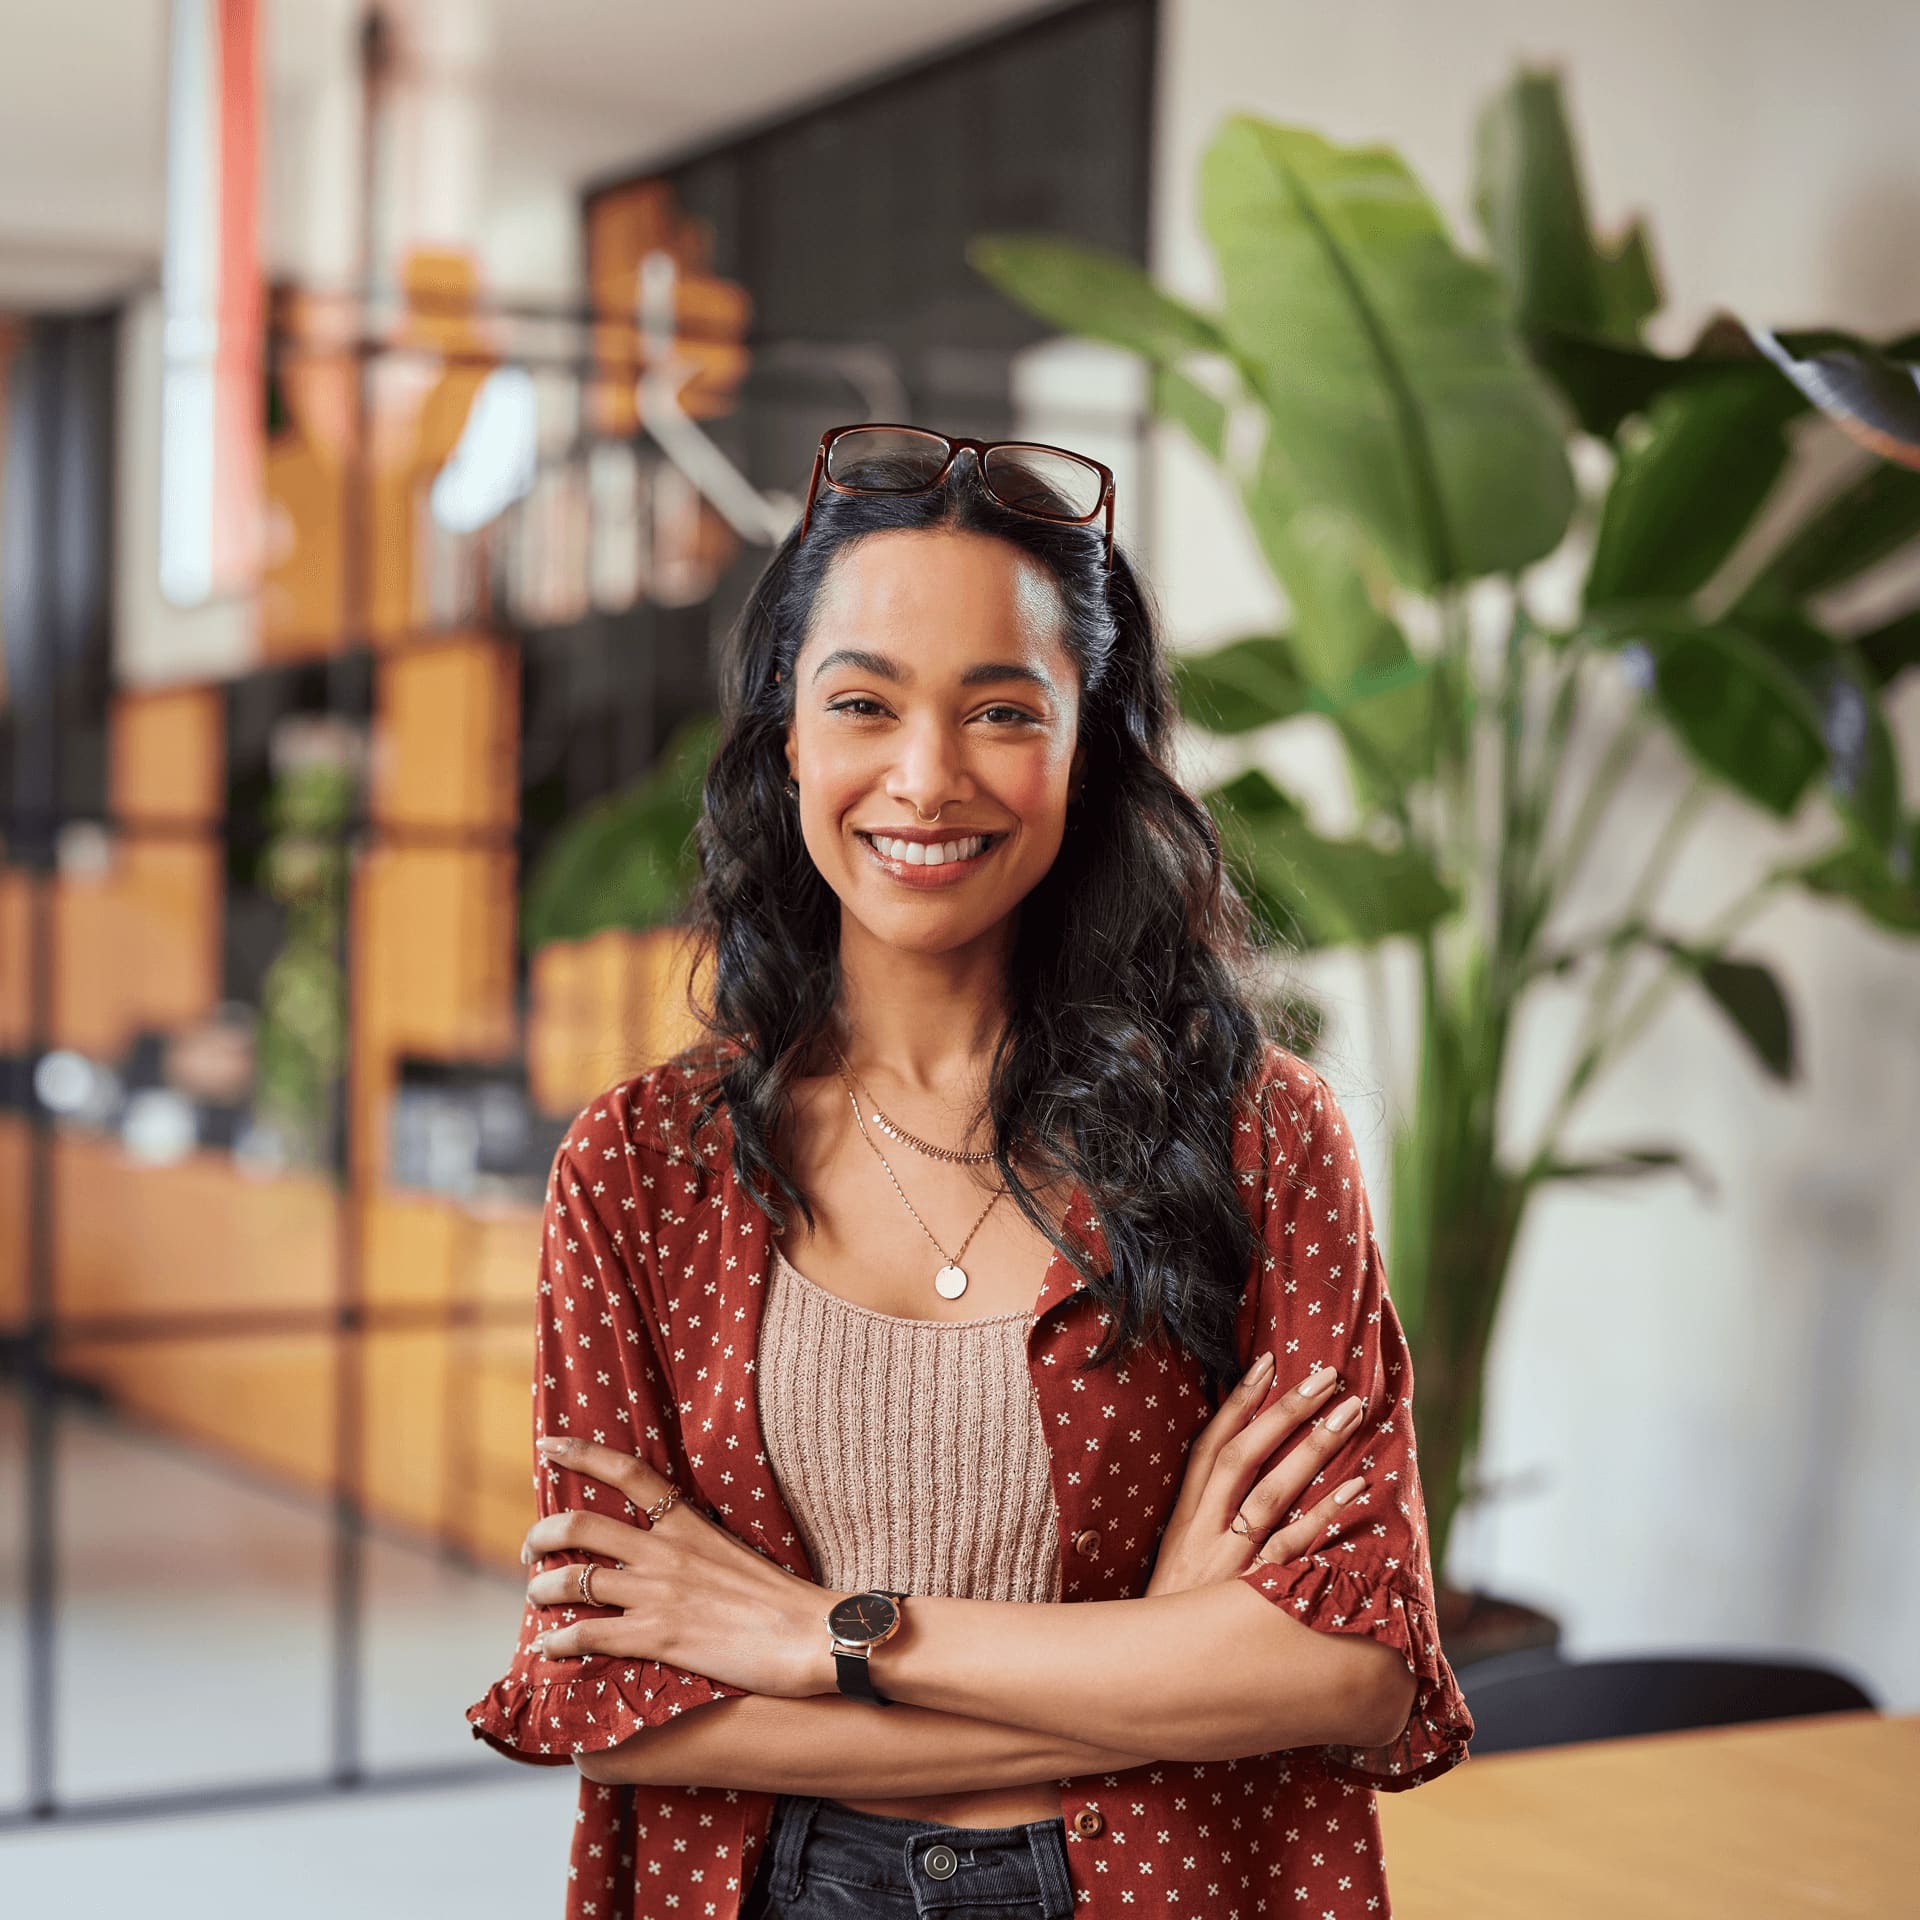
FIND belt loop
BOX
[1025,1817,1076,1920]
[768,1793,819,1901]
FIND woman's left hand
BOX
[521,1435,842,1698]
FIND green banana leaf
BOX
[1526,332,1713,440]
[1472,66,1662,347]
[1612,614,1828,818]
[1649,936,1798,1082]
[1537,1144,1716,1198]
[1797,817,1920,934]
[1584,370,1802,604]
[1239,443,1409,688]
[1152,364,1229,460]
[1858,610,1920,689]
[1199,115,1576,588]
[1734,610,1903,853]
[1235,468,1449,801]
[1743,460,1920,603]
[1172,635,1312,735]
[520,714,720,950]
[967,234,1230,364]
[1207,766,1456,948]
[1172,630,1439,810]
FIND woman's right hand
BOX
[1143,1350,1371,1597]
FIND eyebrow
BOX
[808,647,1059,700]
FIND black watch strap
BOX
[833,1645,890,1705]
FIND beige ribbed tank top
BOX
[756,1242,1063,1604]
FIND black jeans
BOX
[740,1795,1076,1920]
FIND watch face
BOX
[827,1591,899,1644]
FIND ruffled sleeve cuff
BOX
[466,1651,749,1766]
[1237,1554,1474,1790]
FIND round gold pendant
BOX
[934,1264,969,1300]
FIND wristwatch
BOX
[825,1589,908,1705]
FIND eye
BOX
[825,699,1040,728]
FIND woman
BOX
[467,424,1473,1920]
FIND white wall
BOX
[115,289,254,687]
[1149,0,1920,1711]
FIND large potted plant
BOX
[972,66,1920,1655]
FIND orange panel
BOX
[370,635,519,829]
[461,1317,541,1562]
[117,840,222,1031]
[631,921,706,1068]
[59,1332,337,1497]
[361,1188,463,1308]
[110,685,226,822]
[527,930,622,1116]
[51,1135,338,1318]
[47,868,127,1057]
[362,1328,453,1531]
[0,865,32,1051]
[33,833,220,1055]
[355,845,518,1058]
[525,924,703,1116]
[469,1198,541,1306]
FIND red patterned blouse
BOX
[466,1038,1473,1919]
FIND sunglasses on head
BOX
[799,423,1116,569]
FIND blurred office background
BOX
[1,1,1915,1914]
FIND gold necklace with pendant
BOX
[827,1046,1002,1300]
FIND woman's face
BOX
[783,527,1085,957]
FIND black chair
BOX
[1460,1650,1879,1756]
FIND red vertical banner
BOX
[161,0,263,608]
[213,0,262,598]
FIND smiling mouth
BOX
[854,829,1005,872]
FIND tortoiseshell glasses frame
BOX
[798,422,1117,569]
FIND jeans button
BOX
[923,1842,959,1880]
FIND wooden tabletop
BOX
[1377,1709,1918,1918]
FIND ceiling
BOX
[0,0,1074,311]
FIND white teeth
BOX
[868,833,990,867]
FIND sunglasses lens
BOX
[982,445,1105,521]
[824,427,951,490]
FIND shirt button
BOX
[922,1843,958,1879]
[1071,1807,1104,1837]
[1072,1528,1101,1557]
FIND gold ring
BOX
[577,1562,597,1605]
[644,1483,682,1526]
[1229,1511,1255,1538]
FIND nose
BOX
[885,715,975,816]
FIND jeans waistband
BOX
[763,1793,1075,1918]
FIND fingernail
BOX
[1244,1350,1276,1388]
[520,1541,531,1565]
[1299,1366,1336,1397]
[537,1436,568,1453]
[1334,1476,1367,1504]
[1327,1394,1364,1431]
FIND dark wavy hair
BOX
[675,450,1292,1397]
